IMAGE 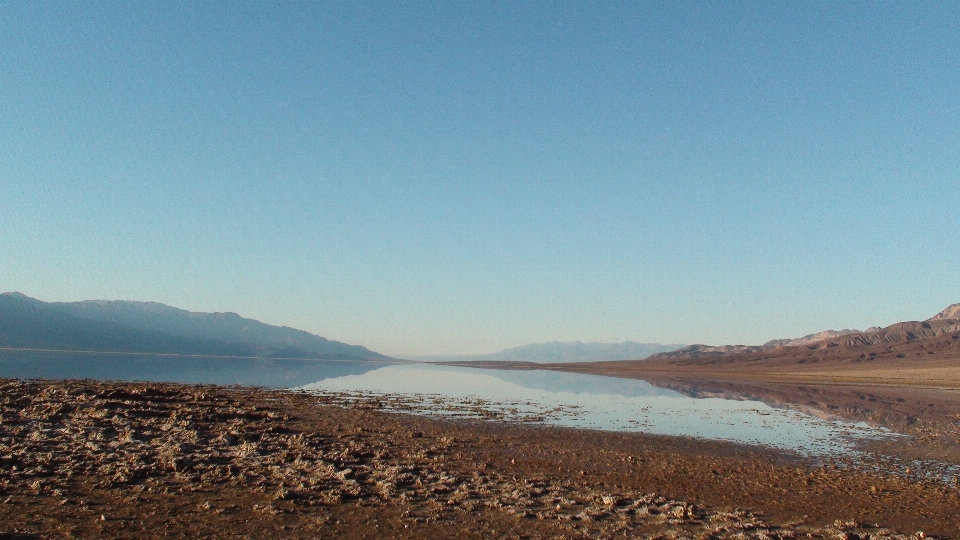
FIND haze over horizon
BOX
[3,2,959,357]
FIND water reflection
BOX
[631,374,960,481]
[0,352,912,460]
[0,350,392,388]
[632,374,960,431]
[300,363,898,457]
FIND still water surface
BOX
[0,351,897,456]
[301,363,897,456]
[0,350,387,388]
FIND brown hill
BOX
[838,318,960,347]
[649,304,960,362]
[763,328,877,348]
[649,329,886,361]
[557,305,960,388]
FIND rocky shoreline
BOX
[1,378,958,539]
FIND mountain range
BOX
[421,306,960,364]
[647,303,960,361]
[557,303,960,393]
[0,292,388,361]
[5,291,958,366]
[417,340,686,364]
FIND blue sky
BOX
[2,1,958,356]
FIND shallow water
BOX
[0,350,390,388]
[299,363,901,457]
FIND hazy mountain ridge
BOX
[0,293,255,357]
[420,340,686,364]
[0,292,387,361]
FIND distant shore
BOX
[544,361,960,390]
[443,355,960,391]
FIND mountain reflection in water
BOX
[0,350,391,388]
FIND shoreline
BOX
[2,378,959,538]
[441,360,960,390]
[547,366,960,390]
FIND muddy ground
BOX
[1,378,959,539]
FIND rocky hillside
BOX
[763,328,879,348]
[650,304,960,361]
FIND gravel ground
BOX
[1,378,958,539]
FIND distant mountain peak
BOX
[929,303,960,321]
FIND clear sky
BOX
[2,1,959,356]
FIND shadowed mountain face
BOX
[0,292,388,361]
[0,293,255,356]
